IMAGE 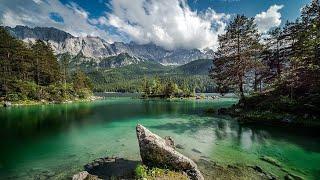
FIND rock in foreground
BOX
[72,171,100,180]
[136,124,204,180]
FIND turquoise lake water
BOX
[0,97,319,179]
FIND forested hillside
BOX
[87,59,215,93]
[0,27,93,103]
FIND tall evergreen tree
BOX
[31,40,60,86]
[278,0,320,96]
[210,15,263,98]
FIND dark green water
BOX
[0,98,319,179]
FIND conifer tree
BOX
[210,15,263,98]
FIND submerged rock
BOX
[192,148,202,154]
[284,173,304,180]
[176,144,185,149]
[136,124,204,180]
[260,156,282,167]
[3,101,12,107]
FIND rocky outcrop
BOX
[72,171,100,180]
[136,124,204,180]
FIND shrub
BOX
[7,93,21,102]
[135,164,188,180]
[76,88,92,99]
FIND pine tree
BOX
[277,0,320,97]
[60,53,72,90]
[210,15,263,98]
[31,40,61,86]
[72,69,93,90]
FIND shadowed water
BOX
[0,97,319,179]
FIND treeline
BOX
[211,0,319,99]
[141,77,195,98]
[211,0,320,125]
[0,27,93,102]
[88,62,215,93]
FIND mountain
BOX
[5,25,73,43]
[5,25,215,65]
[99,53,143,68]
[174,59,213,75]
[88,56,215,92]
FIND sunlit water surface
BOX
[0,97,319,179]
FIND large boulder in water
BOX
[136,124,204,180]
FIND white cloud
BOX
[1,0,285,50]
[98,0,229,50]
[255,4,284,33]
[0,0,118,42]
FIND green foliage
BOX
[214,1,320,126]
[0,27,93,102]
[87,60,215,93]
[175,59,212,75]
[135,164,188,180]
[141,77,194,98]
[135,165,148,179]
[210,15,264,98]
[77,88,92,99]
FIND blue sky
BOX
[0,0,311,50]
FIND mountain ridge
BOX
[4,25,215,65]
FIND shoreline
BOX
[0,95,104,108]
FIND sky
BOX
[0,0,311,50]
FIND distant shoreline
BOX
[1,95,104,108]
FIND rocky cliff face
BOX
[5,25,73,43]
[5,26,215,65]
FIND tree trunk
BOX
[253,72,258,92]
[239,77,245,99]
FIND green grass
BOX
[135,164,188,180]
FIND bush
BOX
[7,93,22,102]
[76,88,92,99]
[135,164,188,180]
[135,165,148,179]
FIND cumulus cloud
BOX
[0,0,118,42]
[98,0,229,50]
[1,0,285,50]
[255,4,284,33]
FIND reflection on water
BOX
[0,98,319,179]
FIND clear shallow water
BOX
[0,98,319,179]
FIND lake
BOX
[0,97,319,179]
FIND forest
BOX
[0,28,93,103]
[210,0,320,127]
[86,58,215,93]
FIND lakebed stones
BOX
[72,171,89,180]
[259,156,282,168]
[72,171,100,180]
[3,101,12,107]
[136,124,204,180]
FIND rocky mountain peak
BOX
[5,25,215,65]
[5,25,74,43]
